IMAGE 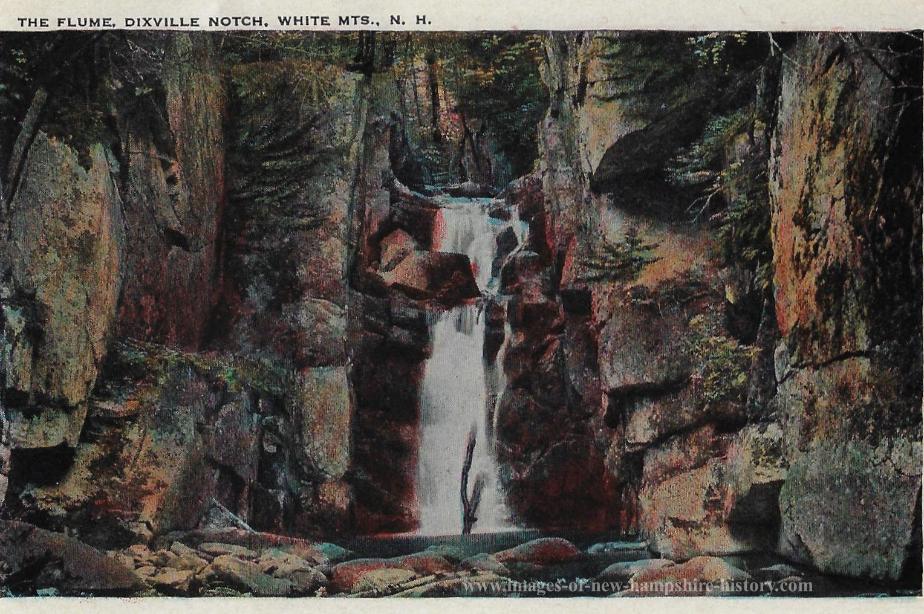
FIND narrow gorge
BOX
[0,30,920,597]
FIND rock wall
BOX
[210,59,377,535]
[114,34,226,349]
[528,35,921,579]
[0,35,438,541]
[1,134,123,449]
[492,32,779,539]
[493,33,620,530]
[523,31,921,581]
[0,33,226,450]
[0,33,232,540]
[769,34,922,580]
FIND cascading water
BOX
[416,196,527,535]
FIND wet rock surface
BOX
[494,537,581,565]
[381,250,480,303]
[3,524,913,597]
[617,556,751,596]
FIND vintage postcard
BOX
[0,0,921,608]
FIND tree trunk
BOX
[426,53,441,143]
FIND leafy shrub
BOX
[687,32,752,70]
[686,313,756,406]
[667,105,774,292]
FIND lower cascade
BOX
[415,197,525,535]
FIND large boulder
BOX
[500,250,551,296]
[2,132,124,441]
[620,555,751,596]
[329,553,453,593]
[494,538,581,565]
[378,229,420,272]
[638,423,787,559]
[381,250,480,303]
[256,549,328,594]
[597,558,674,582]
[200,554,293,596]
[768,34,923,580]
[0,520,144,596]
[778,435,921,581]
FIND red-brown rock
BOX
[382,250,480,303]
[329,552,453,593]
[494,538,580,565]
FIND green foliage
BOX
[393,32,548,179]
[0,32,172,172]
[686,314,756,406]
[687,32,752,71]
[591,33,701,120]
[231,58,339,118]
[717,173,774,292]
[0,37,49,153]
[220,32,359,67]
[227,62,336,228]
[661,33,777,294]
[667,108,752,187]
[102,339,291,400]
[667,105,774,292]
[451,34,548,177]
[578,226,660,283]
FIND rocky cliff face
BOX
[516,31,921,580]
[0,33,229,541]
[492,31,767,543]
[115,34,226,349]
[0,34,442,543]
[0,33,226,468]
[1,134,123,448]
[769,34,922,580]
[491,34,617,530]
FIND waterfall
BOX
[416,197,527,535]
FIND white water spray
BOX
[415,197,527,535]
